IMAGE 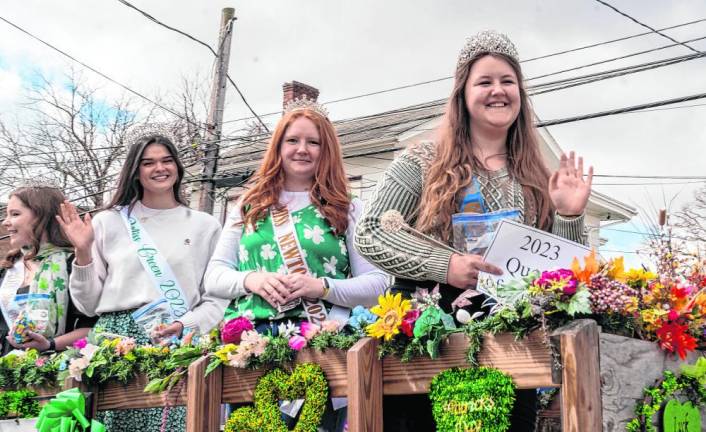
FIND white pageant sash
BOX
[119,207,189,319]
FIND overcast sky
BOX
[2,0,706,267]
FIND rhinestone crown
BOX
[457,30,519,69]
[284,96,329,119]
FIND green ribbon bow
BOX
[35,388,106,432]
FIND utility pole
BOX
[198,7,235,213]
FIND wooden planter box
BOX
[600,332,704,431]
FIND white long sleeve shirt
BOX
[69,201,228,333]
[205,191,390,309]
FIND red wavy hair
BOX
[240,109,351,234]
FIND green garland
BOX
[626,367,706,432]
[0,390,40,419]
[224,363,328,432]
[429,367,516,432]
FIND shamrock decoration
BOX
[429,367,516,432]
[663,399,701,432]
[224,363,328,432]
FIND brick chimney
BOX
[282,81,319,109]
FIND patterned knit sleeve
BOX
[354,143,454,284]
[551,212,587,245]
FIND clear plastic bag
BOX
[10,293,51,343]
[131,298,173,345]
[451,208,522,256]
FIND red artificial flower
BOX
[667,309,679,321]
[655,321,698,360]
[670,284,691,299]
[400,309,420,337]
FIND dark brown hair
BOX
[105,134,187,212]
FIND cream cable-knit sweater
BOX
[355,141,586,284]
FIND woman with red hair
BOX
[205,98,388,334]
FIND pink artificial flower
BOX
[72,338,87,350]
[35,357,46,367]
[221,317,255,344]
[320,320,341,333]
[536,269,578,296]
[668,309,680,321]
[300,322,320,340]
[400,309,421,337]
[288,335,307,351]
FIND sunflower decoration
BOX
[366,292,412,341]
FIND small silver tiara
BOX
[284,96,329,118]
[124,122,182,149]
[457,30,519,69]
[17,178,61,190]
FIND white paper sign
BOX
[477,219,590,294]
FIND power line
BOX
[113,0,269,132]
[0,15,208,134]
[594,0,701,54]
[521,17,706,63]
[537,90,706,127]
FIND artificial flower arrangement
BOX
[365,289,458,361]
[205,312,361,375]
[485,250,706,360]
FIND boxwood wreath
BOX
[626,357,706,432]
[224,363,328,432]
[429,366,516,432]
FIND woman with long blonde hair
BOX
[355,30,593,431]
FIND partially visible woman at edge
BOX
[1,184,97,356]
[205,99,389,431]
[57,133,225,432]
[355,31,593,431]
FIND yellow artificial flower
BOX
[640,308,668,331]
[366,292,411,341]
[625,268,657,285]
[214,344,238,362]
[606,257,627,283]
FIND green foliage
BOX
[309,331,359,351]
[429,367,515,432]
[224,363,328,432]
[554,286,591,316]
[626,367,706,432]
[0,350,58,390]
[0,390,40,419]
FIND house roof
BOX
[214,98,637,222]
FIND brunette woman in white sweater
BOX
[57,133,226,432]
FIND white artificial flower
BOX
[277,321,299,338]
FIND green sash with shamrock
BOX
[225,204,350,322]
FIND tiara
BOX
[124,122,186,149]
[284,96,329,118]
[17,178,61,190]
[457,30,519,69]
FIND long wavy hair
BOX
[416,52,553,241]
[1,186,72,268]
[240,109,351,234]
[105,134,187,212]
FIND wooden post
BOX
[198,7,235,213]
[347,338,382,432]
[551,319,602,432]
[186,356,222,432]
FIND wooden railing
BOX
[53,319,602,431]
